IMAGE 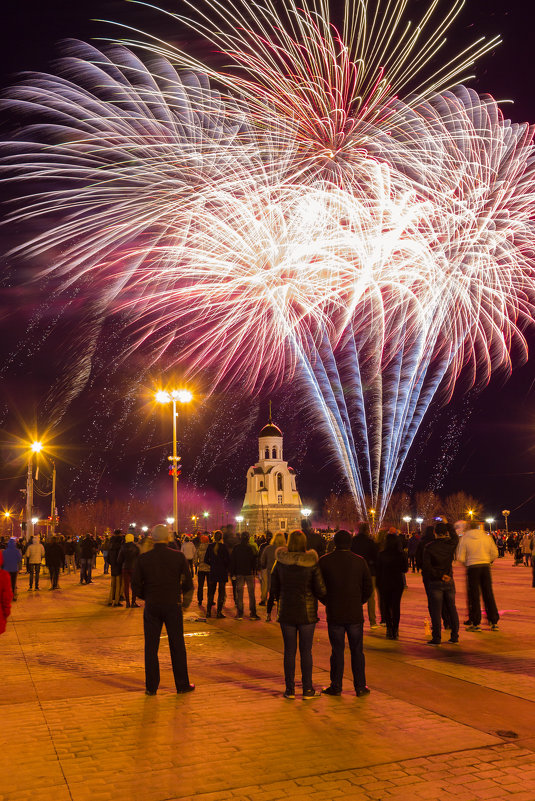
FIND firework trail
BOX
[2,2,535,518]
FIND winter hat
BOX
[152,524,170,542]
[334,529,352,548]
[125,533,134,543]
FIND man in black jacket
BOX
[422,522,460,645]
[319,529,373,696]
[230,532,260,620]
[132,524,194,695]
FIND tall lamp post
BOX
[502,510,510,534]
[156,389,193,536]
[415,517,423,532]
[235,515,244,533]
[402,515,411,536]
[369,508,376,532]
[4,511,13,537]
[26,441,43,541]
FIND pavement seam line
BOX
[11,616,75,801]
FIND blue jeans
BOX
[427,579,459,641]
[279,622,316,693]
[235,574,256,616]
[327,622,366,691]
[80,558,92,584]
[28,564,41,589]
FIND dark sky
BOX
[2,0,535,526]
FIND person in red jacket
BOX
[0,551,13,635]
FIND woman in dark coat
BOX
[270,529,326,699]
[376,533,408,640]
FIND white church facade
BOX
[239,416,303,535]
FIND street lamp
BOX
[402,516,411,536]
[141,525,148,533]
[485,517,494,532]
[236,514,244,533]
[26,441,43,541]
[191,514,199,531]
[467,509,475,522]
[502,510,510,533]
[166,517,174,526]
[156,388,193,535]
[369,508,376,528]
[3,511,13,537]
[415,517,423,532]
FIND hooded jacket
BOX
[456,529,499,567]
[0,552,13,635]
[25,537,45,565]
[2,539,22,573]
[270,547,326,625]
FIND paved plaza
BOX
[1,555,534,801]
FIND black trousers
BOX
[467,564,499,626]
[380,586,403,634]
[143,604,190,693]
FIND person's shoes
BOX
[145,690,157,696]
[126,602,131,608]
[176,684,195,694]
[302,689,319,699]
[321,685,342,696]
[258,600,266,606]
[107,602,113,606]
[386,627,394,639]
[265,614,271,622]
[216,611,225,618]
[250,614,260,620]
[448,637,459,643]
[356,686,371,697]
[283,689,295,699]
[131,602,140,608]
[466,624,481,632]
[426,639,441,645]
[463,619,472,626]
[491,623,499,631]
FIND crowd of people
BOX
[0,520,533,697]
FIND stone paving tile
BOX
[1,556,534,801]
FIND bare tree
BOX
[413,491,442,527]
[442,492,483,524]
[383,492,411,528]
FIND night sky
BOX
[2,0,535,526]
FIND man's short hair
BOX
[434,522,450,538]
[334,529,352,549]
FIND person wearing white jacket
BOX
[456,525,499,631]
[25,536,45,591]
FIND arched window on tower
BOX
[272,446,277,459]
[264,446,270,459]
[277,473,283,492]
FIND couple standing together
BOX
[271,528,372,699]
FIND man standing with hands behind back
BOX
[319,529,373,697]
[132,524,194,696]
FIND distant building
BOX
[239,415,302,536]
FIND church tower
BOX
[239,409,302,535]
